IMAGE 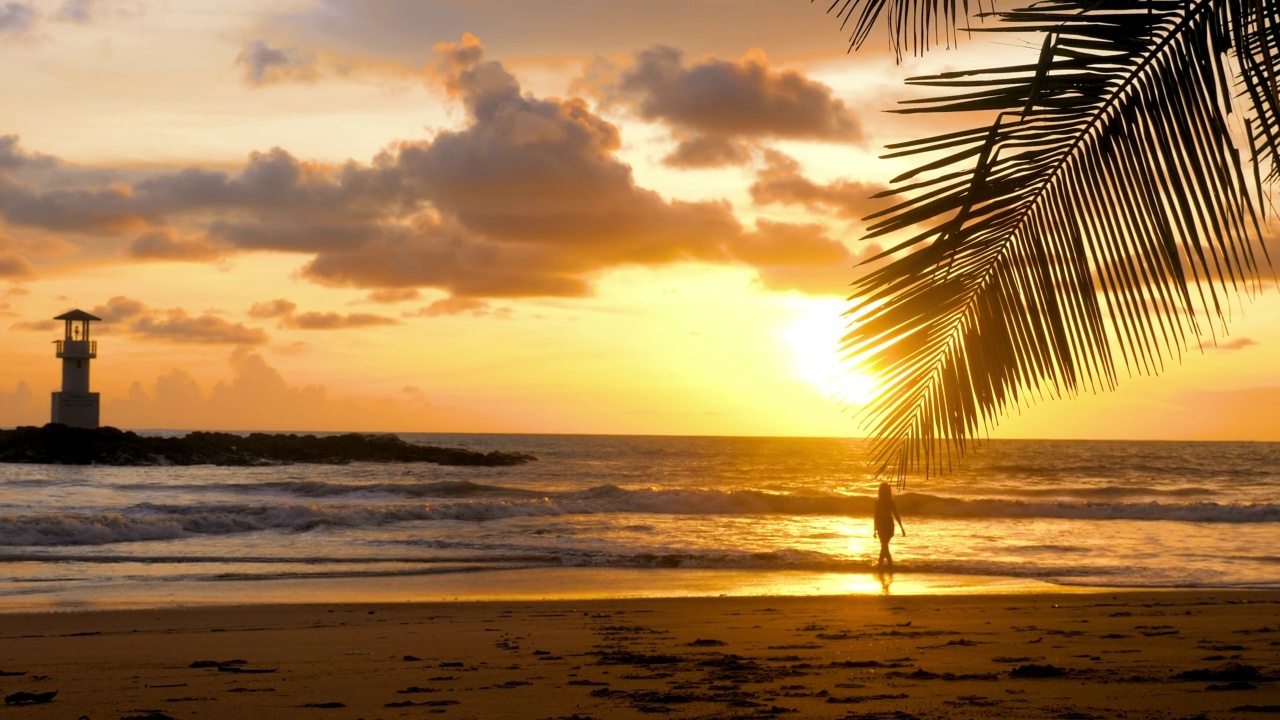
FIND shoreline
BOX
[0,567,1237,615]
[2,589,1276,718]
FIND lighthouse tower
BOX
[50,309,102,429]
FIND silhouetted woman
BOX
[874,482,906,567]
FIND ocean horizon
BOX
[1,433,1276,612]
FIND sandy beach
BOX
[2,589,1277,719]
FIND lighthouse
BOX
[51,309,101,429]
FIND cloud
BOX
[90,295,147,323]
[284,311,397,330]
[605,46,863,167]
[408,296,493,317]
[129,311,269,345]
[248,298,297,319]
[732,220,868,295]
[1214,337,1258,351]
[247,297,394,329]
[8,318,56,331]
[0,253,32,277]
[105,348,505,432]
[237,40,318,85]
[750,150,889,220]
[0,2,36,39]
[87,296,268,345]
[364,288,421,304]
[54,0,90,23]
[0,37,858,299]
[128,229,226,261]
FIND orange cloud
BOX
[750,150,890,220]
[247,297,396,329]
[285,311,397,330]
[128,229,226,261]
[0,39,860,299]
[363,288,421,304]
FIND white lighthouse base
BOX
[51,392,100,429]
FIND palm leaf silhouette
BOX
[833,0,1280,479]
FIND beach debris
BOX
[0,669,26,676]
[217,665,277,674]
[1009,663,1069,678]
[397,686,441,694]
[1175,662,1266,681]
[3,689,56,705]
[826,692,909,704]
[402,654,422,661]
[1207,681,1259,691]
[119,713,176,720]
[226,687,275,693]
[687,638,728,647]
[188,659,245,668]
[1230,706,1280,714]
[594,651,682,666]
[300,701,346,708]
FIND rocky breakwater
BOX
[0,424,535,467]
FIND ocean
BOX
[0,434,1277,610]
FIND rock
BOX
[0,424,535,467]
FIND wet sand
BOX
[2,590,1278,719]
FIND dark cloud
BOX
[0,177,145,233]
[0,2,36,39]
[750,150,889,219]
[0,135,54,171]
[128,230,226,261]
[54,0,90,23]
[237,40,318,85]
[605,46,863,167]
[664,136,754,169]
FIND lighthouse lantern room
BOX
[51,309,102,429]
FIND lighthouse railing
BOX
[55,340,97,359]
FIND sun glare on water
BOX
[781,302,881,407]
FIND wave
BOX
[1,487,1276,547]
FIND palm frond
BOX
[824,0,979,59]
[844,0,1278,481]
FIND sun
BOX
[780,301,881,407]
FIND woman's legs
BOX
[878,538,892,566]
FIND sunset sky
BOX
[2,0,1278,440]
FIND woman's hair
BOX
[878,482,892,500]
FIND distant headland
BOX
[0,424,535,467]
